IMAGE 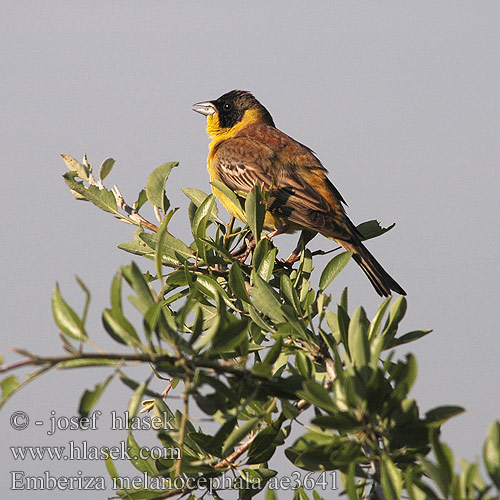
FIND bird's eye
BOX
[222,102,232,111]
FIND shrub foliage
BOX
[1,155,499,500]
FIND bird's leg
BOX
[231,232,256,262]
[265,229,284,240]
[284,230,316,264]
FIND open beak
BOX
[192,101,217,116]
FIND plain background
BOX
[1,1,499,498]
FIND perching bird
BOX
[193,90,405,297]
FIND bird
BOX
[193,90,406,297]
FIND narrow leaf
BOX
[61,153,89,180]
[210,180,244,217]
[425,405,465,426]
[79,374,114,418]
[484,421,500,489]
[63,172,118,214]
[222,417,260,456]
[145,162,177,212]
[356,219,395,241]
[381,453,403,500]
[229,263,250,303]
[319,251,352,291]
[98,157,115,181]
[245,185,266,241]
[1,376,20,405]
[52,284,87,341]
[297,380,337,414]
[348,306,370,368]
[250,272,286,323]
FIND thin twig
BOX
[175,379,190,476]
[1,351,299,394]
[214,434,257,470]
[112,185,160,232]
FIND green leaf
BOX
[247,422,282,464]
[257,247,276,281]
[263,338,283,366]
[191,194,217,232]
[208,417,237,453]
[52,284,87,341]
[391,353,418,399]
[58,359,120,368]
[266,488,278,500]
[222,417,260,456]
[390,329,432,347]
[75,276,91,325]
[429,428,454,496]
[183,187,219,217]
[1,376,20,405]
[229,263,250,303]
[195,274,233,309]
[252,237,269,270]
[286,430,357,471]
[297,380,337,414]
[154,217,169,283]
[153,233,194,263]
[421,459,451,499]
[207,315,249,355]
[319,251,352,291]
[382,296,407,341]
[63,172,118,214]
[250,272,286,323]
[122,262,156,314]
[368,297,391,340]
[280,274,302,315]
[312,413,361,432]
[127,432,158,475]
[79,374,114,418]
[210,179,243,216]
[248,304,276,333]
[245,184,266,240]
[117,240,155,258]
[115,488,166,500]
[348,306,370,368]
[145,162,177,213]
[202,236,237,264]
[295,351,314,378]
[484,421,500,489]
[293,487,310,500]
[61,153,89,180]
[425,405,465,426]
[191,195,216,263]
[381,453,403,500]
[98,157,115,181]
[134,188,148,210]
[104,454,120,483]
[345,462,360,500]
[240,468,277,499]
[339,287,349,312]
[102,308,141,346]
[128,381,147,421]
[356,219,395,241]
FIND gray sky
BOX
[2,1,500,498]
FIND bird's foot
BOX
[283,252,300,266]
[231,235,256,263]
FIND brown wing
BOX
[214,130,356,242]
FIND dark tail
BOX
[341,240,406,297]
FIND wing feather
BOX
[213,134,354,241]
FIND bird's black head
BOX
[212,90,275,128]
[193,90,275,134]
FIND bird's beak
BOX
[192,101,217,116]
